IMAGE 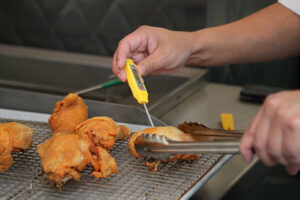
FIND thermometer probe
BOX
[124,59,154,127]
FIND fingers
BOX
[117,31,148,69]
[286,165,300,176]
[240,133,254,163]
[137,44,187,76]
[131,51,149,64]
[252,106,275,166]
[241,94,281,166]
[112,49,126,82]
[112,51,125,82]
[149,65,183,76]
[265,93,300,167]
[112,26,191,80]
[137,50,167,76]
[282,112,300,166]
[266,114,286,165]
[240,108,263,163]
[242,91,300,176]
[249,94,287,166]
[112,27,150,81]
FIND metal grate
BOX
[0,118,222,200]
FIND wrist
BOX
[185,28,212,66]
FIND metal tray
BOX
[0,44,207,117]
[0,108,231,200]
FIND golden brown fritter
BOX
[0,128,13,172]
[48,93,88,134]
[36,133,117,188]
[117,124,132,141]
[90,146,118,178]
[0,122,34,172]
[129,126,198,171]
[37,134,90,187]
[0,122,34,151]
[38,95,127,188]
[76,117,131,150]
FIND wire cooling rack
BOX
[0,118,224,200]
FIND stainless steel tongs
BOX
[135,133,241,162]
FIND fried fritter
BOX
[48,93,88,134]
[0,122,34,172]
[36,133,117,188]
[129,126,198,171]
[76,117,131,150]
[0,122,34,151]
[0,128,13,171]
[38,93,136,188]
[90,146,118,178]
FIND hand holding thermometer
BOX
[124,59,154,127]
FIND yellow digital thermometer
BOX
[124,59,154,127]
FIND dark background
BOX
[0,0,299,88]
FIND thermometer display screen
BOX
[130,64,145,91]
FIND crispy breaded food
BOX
[48,93,88,134]
[129,126,198,171]
[36,133,117,188]
[0,128,13,171]
[117,125,131,141]
[0,122,34,171]
[90,146,118,178]
[76,117,131,150]
[0,122,34,151]
[38,95,123,188]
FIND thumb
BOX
[137,51,166,76]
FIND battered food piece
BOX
[36,133,117,188]
[90,146,118,178]
[0,129,13,171]
[129,126,198,171]
[38,94,129,188]
[0,122,34,171]
[48,93,88,134]
[76,117,131,150]
[117,124,132,141]
[0,122,34,151]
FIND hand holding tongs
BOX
[135,123,244,161]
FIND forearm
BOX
[186,3,300,67]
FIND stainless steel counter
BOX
[160,83,261,200]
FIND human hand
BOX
[240,90,300,175]
[112,25,194,81]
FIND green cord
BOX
[101,78,123,88]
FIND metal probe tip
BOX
[143,103,154,127]
[76,84,102,95]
